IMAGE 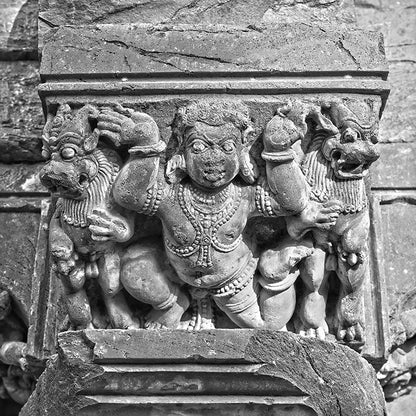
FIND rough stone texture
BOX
[371,143,416,189]
[38,0,356,31]
[0,0,38,59]
[354,2,416,409]
[0,212,40,324]
[0,61,43,163]
[0,164,46,193]
[21,330,386,416]
[386,381,416,415]
[40,24,387,78]
[355,0,416,144]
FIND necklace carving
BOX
[165,182,242,268]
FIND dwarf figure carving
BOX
[108,100,339,330]
[286,100,380,342]
[39,104,140,329]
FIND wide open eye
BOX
[191,140,207,153]
[222,141,236,153]
[342,127,360,143]
[61,147,76,160]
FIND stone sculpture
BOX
[286,100,380,342]
[39,104,140,330]
[38,98,380,344]
[111,100,341,330]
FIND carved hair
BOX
[302,136,367,214]
[60,148,119,228]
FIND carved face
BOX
[322,121,380,179]
[39,136,98,200]
[184,122,241,190]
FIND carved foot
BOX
[298,321,328,341]
[186,297,216,331]
[336,322,364,343]
[144,290,190,330]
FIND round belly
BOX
[166,240,252,288]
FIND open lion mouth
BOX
[331,150,370,179]
[41,174,88,199]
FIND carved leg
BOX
[121,242,190,329]
[257,235,313,331]
[98,251,140,329]
[335,250,367,343]
[213,279,263,328]
[59,262,93,329]
[297,247,329,340]
[259,284,296,330]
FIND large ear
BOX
[83,128,100,153]
[41,112,55,159]
[165,154,187,184]
[302,106,339,152]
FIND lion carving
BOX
[39,104,144,329]
[286,99,380,343]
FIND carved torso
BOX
[159,180,256,288]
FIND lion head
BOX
[302,100,380,213]
[40,105,104,200]
[307,100,380,180]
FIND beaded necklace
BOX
[165,182,242,268]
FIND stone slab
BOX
[21,330,386,416]
[38,0,356,27]
[0,0,38,59]
[371,143,416,189]
[0,61,43,163]
[0,163,47,194]
[0,211,40,324]
[40,24,388,79]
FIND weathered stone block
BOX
[38,0,356,31]
[371,143,416,189]
[0,61,43,163]
[40,24,387,78]
[0,211,40,323]
[0,0,38,59]
[21,330,386,416]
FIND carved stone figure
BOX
[109,100,340,330]
[39,104,140,330]
[0,290,34,405]
[285,100,380,342]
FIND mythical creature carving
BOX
[39,104,141,330]
[285,100,380,342]
[110,100,339,330]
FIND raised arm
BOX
[259,112,309,216]
[96,106,167,215]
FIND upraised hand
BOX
[97,104,159,147]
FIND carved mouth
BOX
[331,150,369,179]
[203,168,226,182]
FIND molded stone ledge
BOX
[21,330,386,416]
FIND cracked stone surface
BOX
[20,330,386,416]
[40,24,386,77]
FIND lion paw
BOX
[336,322,364,343]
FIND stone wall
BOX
[0,1,415,415]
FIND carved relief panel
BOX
[37,96,383,350]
